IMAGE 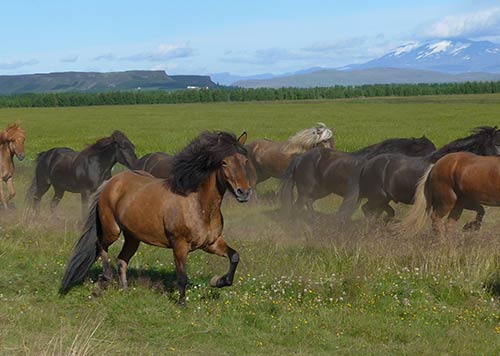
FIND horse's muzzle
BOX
[16,153,25,161]
[234,188,252,202]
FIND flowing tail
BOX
[393,165,434,236]
[25,151,46,206]
[60,184,106,294]
[280,155,301,213]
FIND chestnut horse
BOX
[246,123,334,190]
[60,131,251,306]
[0,123,26,209]
[27,130,137,216]
[398,151,500,238]
[132,151,172,178]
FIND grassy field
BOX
[2,94,500,355]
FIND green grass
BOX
[2,94,500,355]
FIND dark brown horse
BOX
[27,130,137,216]
[132,152,172,178]
[60,131,251,306]
[398,152,500,238]
[357,127,500,221]
[0,123,26,209]
[247,123,334,190]
[281,136,436,219]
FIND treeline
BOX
[1,81,500,108]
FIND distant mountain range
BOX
[0,70,218,94]
[233,68,500,88]
[2,38,500,93]
[210,67,326,86]
[226,38,500,88]
[343,38,500,73]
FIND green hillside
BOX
[0,70,218,94]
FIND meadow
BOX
[2,94,500,355]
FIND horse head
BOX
[111,130,137,168]
[219,132,252,202]
[315,123,335,149]
[0,123,26,161]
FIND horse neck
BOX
[428,138,485,163]
[84,145,117,171]
[198,171,225,215]
[0,142,14,170]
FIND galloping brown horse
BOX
[398,151,500,238]
[0,123,26,209]
[61,131,250,306]
[246,123,334,190]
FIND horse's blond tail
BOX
[393,165,434,236]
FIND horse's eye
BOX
[222,161,228,167]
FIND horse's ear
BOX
[237,132,247,145]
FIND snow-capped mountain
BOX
[344,39,500,73]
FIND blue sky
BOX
[1,0,499,75]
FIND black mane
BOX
[430,126,499,161]
[83,130,133,153]
[167,131,247,195]
[352,136,436,159]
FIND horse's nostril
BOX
[236,188,244,196]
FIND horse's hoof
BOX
[177,299,187,308]
[7,202,16,209]
[97,274,111,289]
[463,222,481,232]
[209,276,221,287]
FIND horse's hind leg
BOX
[32,179,51,216]
[205,236,239,289]
[117,233,140,290]
[50,187,65,212]
[446,204,463,236]
[97,210,122,289]
[463,204,485,232]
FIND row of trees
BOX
[1,81,500,108]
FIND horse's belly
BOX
[457,166,500,206]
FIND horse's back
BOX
[35,147,78,178]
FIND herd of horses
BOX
[1,121,500,305]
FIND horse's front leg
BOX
[80,191,90,218]
[173,241,190,307]
[0,181,7,209]
[6,177,16,208]
[205,236,239,289]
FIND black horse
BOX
[132,152,172,178]
[28,130,137,215]
[357,126,500,228]
[280,136,436,218]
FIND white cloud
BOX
[93,43,195,63]
[0,58,38,70]
[93,53,116,61]
[60,55,78,63]
[422,7,500,39]
[124,43,194,62]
